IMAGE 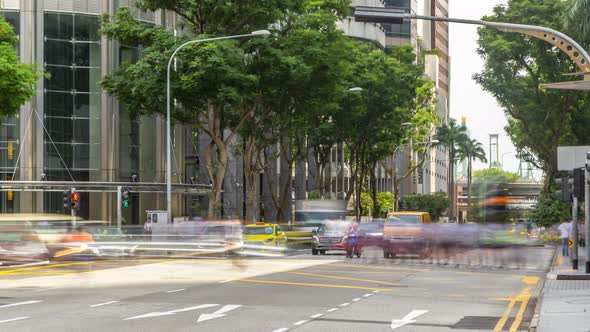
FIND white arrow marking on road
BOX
[391,310,428,330]
[124,304,219,320]
[0,317,29,323]
[197,304,241,323]
[0,300,42,308]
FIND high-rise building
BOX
[0,1,189,223]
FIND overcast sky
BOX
[448,0,541,180]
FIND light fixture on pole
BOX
[166,30,271,222]
[348,87,363,92]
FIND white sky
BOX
[448,0,542,180]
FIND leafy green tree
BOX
[529,193,570,227]
[0,17,42,116]
[400,192,450,221]
[563,0,590,45]
[473,168,520,183]
[456,138,487,210]
[475,0,589,193]
[434,118,468,221]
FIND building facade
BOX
[0,0,188,223]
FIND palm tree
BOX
[434,119,468,222]
[563,0,590,44]
[456,138,487,215]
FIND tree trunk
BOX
[243,136,258,222]
[393,174,400,212]
[466,158,472,223]
[370,164,378,218]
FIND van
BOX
[382,212,433,259]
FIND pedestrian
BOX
[144,216,153,236]
[558,220,572,257]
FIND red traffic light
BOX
[72,192,80,202]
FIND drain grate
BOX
[452,316,514,330]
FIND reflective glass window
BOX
[74,15,100,41]
[73,119,89,143]
[74,67,90,92]
[74,94,90,118]
[45,117,73,143]
[45,92,73,117]
[45,40,73,65]
[44,13,73,40]
[45,66,73,91]
[73,145,90,169]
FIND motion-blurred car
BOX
[243,222,287,247]
[382,212,433,258]
[0,228,49,265]
[311,221,352,255]
[357,221,385,248]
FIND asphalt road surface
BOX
[0,246,554,332]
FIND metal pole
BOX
[117,185,122,229]
[573,195,579,270]
[586,155,590,273]
[71,187,76,229]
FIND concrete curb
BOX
[529,247,557,332]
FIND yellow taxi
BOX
[242,222,287,247]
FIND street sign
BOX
[558,146,590,170]
[569,238,574,248]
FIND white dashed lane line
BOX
[293,320,308,326]
[272,328,289,332]
[0,317,29,323]
[89,301,119,308]
[327,308,339,312]
[166,288,185,293]
[352,298,361,302]
[310,313,323,319]
[339,302,350,307]
[0,300,43,309]
[363,293,373,297]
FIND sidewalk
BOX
[534,247,590,332]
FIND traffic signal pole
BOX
[71,187,76,228]
[572,196,579,270]
[586,154,590,273]
[117,185,122,229]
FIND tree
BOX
[563,0,590,45]
[456,138,487,210]
[475,0,589,193]
[529,193,570,227]
[400,192,450,221]
[468,168,520,223]
[434,118,468,221]
[0,17,41,116]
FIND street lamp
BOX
[166,30,271,222]
[348,87,363,92]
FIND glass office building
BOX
[0,1,187,223]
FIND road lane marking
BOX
[272,329,289,332]
[235,279,394,292]
[293,320,308,326]
[286,271,399,286]
[493,298,517,331]
[363,293,373,297]
[197,304,241,323]
[166,288,185,293]
[219,279,233,283]
[340,302,350,307]
[327,263,430,273]
[391,310,428,330]
[0,300,42,308]
[124,304,219,320]
[327,308,338,312]
[35,287,57,292]
[372,290,380,293]
[509,287,532,332]
[0,317,28,323]
[310,313,323,318]
[352,298,361,302]
[90,301,119,308]
[0,262,94,275]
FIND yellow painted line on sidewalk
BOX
[556,254,563,266]
[235,278,395,292]
[326,263,430,273]
[493,297,517,332]
[286,271,399,286]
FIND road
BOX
[0,246,553,332]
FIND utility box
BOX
[146,210,170,242]
[146,210,170,224]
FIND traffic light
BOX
[63,190,71,210]
[556,177,573,202]
[574,168,585,199]
[122,188,130,208]
[71,191,80,210]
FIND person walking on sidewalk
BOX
[558,220,572,256]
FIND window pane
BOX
[74,94,89,118]
[45,66,73,91]
[1,11,20,35]
[74,67,89,92]
[45,117,73,143]
[45,143,73,169]
[45,92,73,117]
[74,15,99,41]
[74,42,90,66]
[44,13,73,40]
[73,144,90,169]
[45,40,73,65]
[73,119,89,143]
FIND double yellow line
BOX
[493,276,539,332]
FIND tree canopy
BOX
[0,17,41,116]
